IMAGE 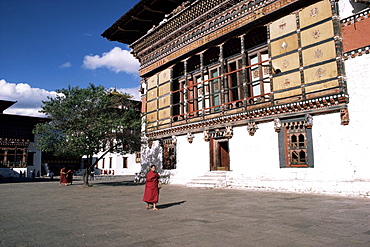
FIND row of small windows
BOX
[142,0,266,64]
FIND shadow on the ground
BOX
[93,181,143,187]
[157,200,186,209]
[0,178,58,184]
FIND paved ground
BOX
[1,176,370,247]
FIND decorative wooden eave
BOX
[146,94,349,140]
[101,0,185,45]
[133,0,324,77]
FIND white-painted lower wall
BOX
[141,54,370,197]
[93,152,141,176]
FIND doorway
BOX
[210,138,230,171]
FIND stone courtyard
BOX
[1,176,369,247]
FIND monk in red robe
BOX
[142,165,160,210]
[66,169,73,185]
[59,168,68,186]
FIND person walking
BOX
[142,165,160,211]
[59,168,68,186]
[66,169,73,185]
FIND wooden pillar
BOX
[240,35,249,104]
[169,66,174,124]
[182,59,187,119]
[200,52,205,116]
[219,43,225,110]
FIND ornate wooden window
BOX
[246,47,271,104]
[278,117,314,168]
[225,58,243,107]
[135,152,141,163]
[242,26,270,105]
[162,139,176,170]
[188,73,203,117]
[206,67,221,113]
[172,62,185,122]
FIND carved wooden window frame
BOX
[225,56,244,107]
[278,117,314,168]
[206,65,222,113]
[246,45,271,104]
[162,139,176,170]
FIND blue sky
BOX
[0,0,142,117]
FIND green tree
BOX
[33,84,142,186]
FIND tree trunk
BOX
[83,167,89,187]
[82,156,92,187]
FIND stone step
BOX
[186,171,228,188]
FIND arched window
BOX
[299,151,306,163]
[298,134,305,147]
[291,135,297,147]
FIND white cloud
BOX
[0,79,142,117]
[83,47,140,74]
[59,62,71,68]
[0,79,57,117]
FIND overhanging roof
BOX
[102,0,185,45]
[0,100,16,113]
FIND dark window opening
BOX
[224,38,241,58]
[187,55,201,72]
[204,47,220,66]
[123,157,128,168]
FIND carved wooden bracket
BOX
[247,122,258,136]
[187,132,194,143]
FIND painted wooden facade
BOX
[103,0,370,196]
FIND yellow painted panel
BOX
[274,88,302,99]
[271,52,300,73]
[272,71,301,91]
[158,108,170,120]
[305,79,339,93]
[299,0,332,28]
[158,95,170,108]
[147,88,157,101]
[146,122,157,129]
[147,74,158,90]
[300,21,334,47]
[158,82,171,96]
[158,118,171,127]
[159,69,171,84]
[146,100,157,113]
[146,112,157,123]
[303,61,338,84]
[269,13,297,40]
[302,40,336,66]
[270,34,299,57]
